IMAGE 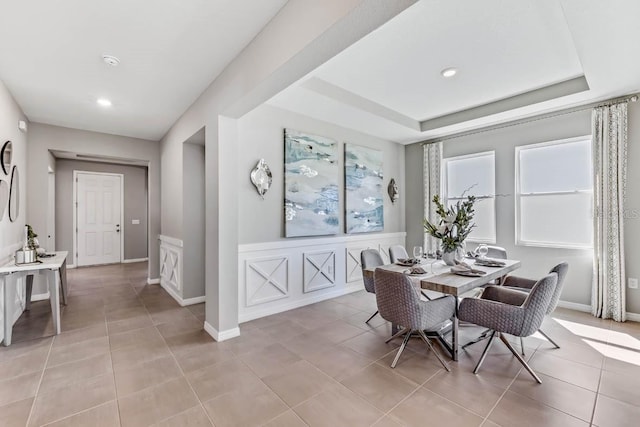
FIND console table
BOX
[0,251,68,346]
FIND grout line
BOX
[105,295,123,427]
[24,336,54,427]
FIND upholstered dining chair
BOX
[360,249,384,323]
[499,262,569,351]
[374,268,455,370]
[458,273,558,383]
[485,245,507,260]
[389,245,409,263]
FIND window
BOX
[516,136,592,248]
[443,151,496,243]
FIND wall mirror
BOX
[9,165,19,222]
[1,140,12,175]
[0,179,8,221]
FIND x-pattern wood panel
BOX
[303,250,336,293]
[246,256,289,306]
[345,246,368,283]
[160,247,181,291]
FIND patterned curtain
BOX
[423,142,442,253]
[592,102,628,321]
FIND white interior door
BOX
[76,172,122,266]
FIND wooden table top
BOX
[363,258,521,297]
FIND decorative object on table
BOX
[250,158,272,199]
[387,178,399,204]
[0,179,8,221]
[1,140,11,175]
[284,129,339,237]
[423,194,476,266]
[15,225,37,264]
[451,261,486,277]
[345,143,383,233]
[26,224,44,254]
[8,165,19,222]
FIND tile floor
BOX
[1,261,639,426]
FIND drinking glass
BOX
[425,251,437,274]
[413,246,423,261]
[477,244,488,259]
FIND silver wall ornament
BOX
[250,159,272,199]
[387,178,399,204]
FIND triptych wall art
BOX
[284,129,384,237]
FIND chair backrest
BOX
[486,245,507,259]
[389,245,409,263]
[361,249,384,294]
[521,273,558,336]
[546,262,569,314]
[373,269,422,329]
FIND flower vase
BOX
[441,250,457,266]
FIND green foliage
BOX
[423,195,476,252]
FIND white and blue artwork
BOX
[345,144,384,233]
[284,129,339,237]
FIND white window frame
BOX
[515,135,593,249]
[442,150,496,244]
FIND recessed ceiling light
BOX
[441,67,458,78]
[102,55,120,67]
[97,98,112,107]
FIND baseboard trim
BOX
[239,284,364,323]
[147,278,160,285]
[557,300,591,313]
[159,280,204,306]
[31,292,51,302]
[123,258,148,264]
[626,312,640,322]
[66,264,76,269]
[204,321,240,342]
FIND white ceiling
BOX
[268,0,640,144]
[0,0,288,140]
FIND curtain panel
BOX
[423,142,442,253]
[591,102,628,322]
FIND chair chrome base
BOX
[538,328,560,349]
[387,328,451,372]
[473,331,542,384]
[365,310,379,324]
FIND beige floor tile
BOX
[216,327,278,355]
[0,337,52,363]
[279,332,334,360]
[371,415,403,427]
[106,313,154,335]
[109,326,165,351]
[488,390,588,427]
[148,307,196,326]
[203,382,288,427]
[174,344,235,374]
[39,353,113,395]
[241,343,302,378]
[509,371,597,422]
[307,300,363,319]
[293,384,383,427]
[390,386,484,427]
[305,344,375,381]
[29,373,116,427]
[313,320,367,344]
[534,339,604,368]
[163,330,218,357]
[423,366,505,417]
[376,347,444,385]
[52,324,108,348]
[156,405,213,427]
[156,316,202,339]
[592,394,640,427]
[340,331,398,360]
[0,397,34,427]
[262,360,336,406]
[259,319,313,339]
[106,306,149,323]
[47,336,110,367]
[114,356,183,397]
[0,372,41,407]
[262,410,308,427]
[186,359,263,401]
[598,368,640,407]
[111,340,172,372]
[43,401,120,427]
[528,352,601,391]
[453,349,525,389]
[0,348,49,379]
[118,377,199,427]
[341,363,419,412]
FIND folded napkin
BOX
[406,266,427,275]
[451,261,486,275]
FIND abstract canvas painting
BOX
[345,144,384,233]
[284,129,339,237]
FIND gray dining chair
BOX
[389,245,409,263]
[360,249,384,323]
[498,262,569,351]
[374,268,455,370]
[458,273,558,383]
[485,245,507,259]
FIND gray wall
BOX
[182,142,205,299]
[406,109,595,307]
[623,101,640,314]
[27,123,161,280]
[237,104,405,244]
[55,159,148,261]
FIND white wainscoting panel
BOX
[159,235,183,300]
[238,232,405,322]
[303,249,336,293]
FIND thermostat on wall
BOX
[132,219,140,225]
[18,121,27,132]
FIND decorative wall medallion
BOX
[250,159,272,199]
[303,250,336,293]
[0,140,11,175]
[387,178,399,204]
[246,256,289,306]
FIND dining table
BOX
[363,257,521,361]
